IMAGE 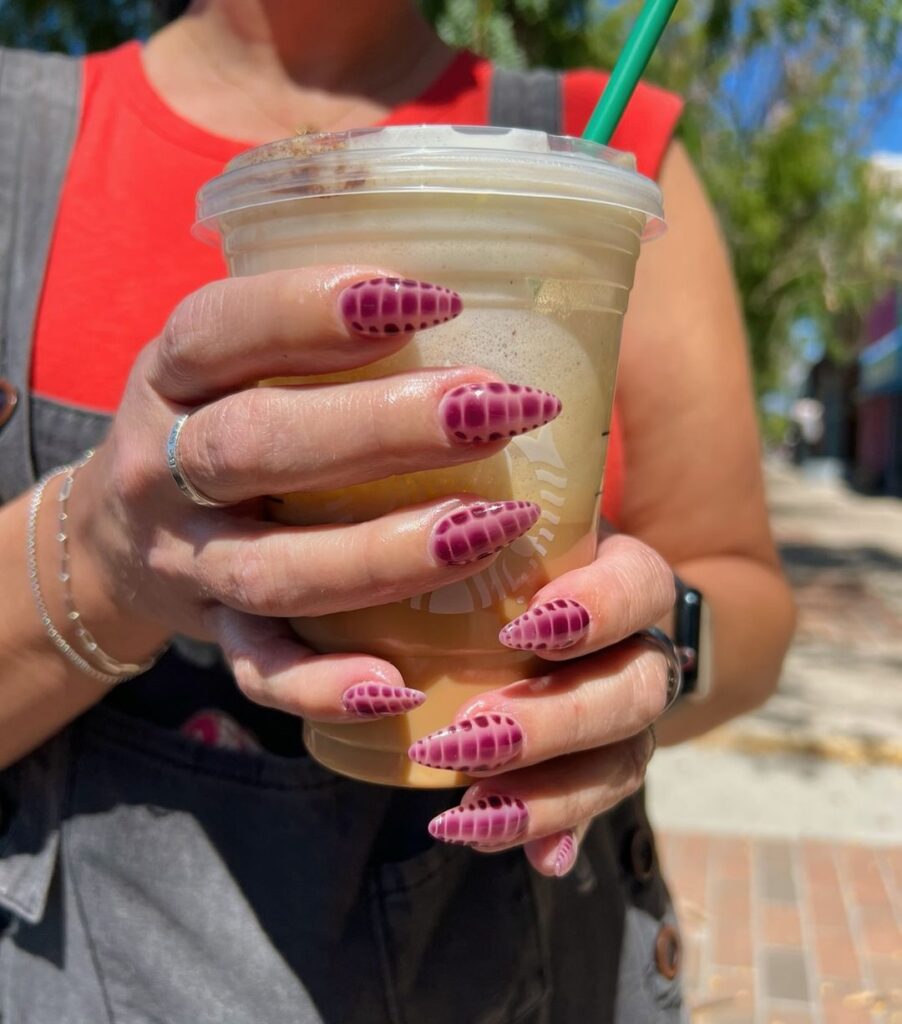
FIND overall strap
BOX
[488,66,562,134]
[0,48,81,502]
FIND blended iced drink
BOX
[196,125,664,787]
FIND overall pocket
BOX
[64,706,398,1024]
[370,840,550,1024]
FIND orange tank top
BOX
[30,42,682,524]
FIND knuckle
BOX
[560,686,592,751]
[225,544,283,613]
[624,730,654,786]
[347,528,403,605]
[158,282,228,385]
[144,536,174,579]
[238,388,294,476]
[197,390,277,487]
[568,786,602,827]
[107,433,149,505]
[643,548,677,619]
[632,648,670,723]
[363,386,394,458]
[231,655,267,705]
[143,533,199,599]
[601,536,676,632]
[603,558,644,635]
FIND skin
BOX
[0,0,795,879]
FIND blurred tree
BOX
[0,0,158,51]
[422,0,902,391]
[2,0,900,391]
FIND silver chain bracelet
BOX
[27,455,164,685]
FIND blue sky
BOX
[717,33,901,157]
[869,90,902,155]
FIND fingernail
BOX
[552,830,578,877]
[429,501,541,567]
[408,712,524,772]
[341,682,426,718]
[339,277,462,336]
[439,382,562,444]
[428,794,529,846]
[499,599,590,651]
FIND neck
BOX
[144,0,456,141]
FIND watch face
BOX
[674,582,712,700]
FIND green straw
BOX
[582,0,680,145]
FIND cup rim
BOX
[194,124,666,244]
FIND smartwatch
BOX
[672,576,713,701]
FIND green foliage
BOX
[2,0,900,393]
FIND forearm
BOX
[0,481,166,769]
[655,554,796,746]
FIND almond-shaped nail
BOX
[439,382,562,444]
[429,500,540,567]
[428,794,529,846]
[408,712,524,772]
[341,682,426,718]
[339,277,462,336]
[552,830,578,877]
[499,598,590,651]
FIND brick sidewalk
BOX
[658,832,902,1024]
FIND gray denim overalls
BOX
[0,48,686,1023]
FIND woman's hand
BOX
[407,529,677,877]
[69,266,561,722]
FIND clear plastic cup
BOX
[196,125,664,787]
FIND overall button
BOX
[627,825,656,882]
[654,924,681,980]
[0,378,19,429]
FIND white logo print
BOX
[409,424,568,614]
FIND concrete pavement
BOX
[644,458,902,1022]
[648,456,902,844]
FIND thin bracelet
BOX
[56,451,163,679]
[27,462,161,685]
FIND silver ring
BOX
[636,627,683,714]
[166,413,232,509]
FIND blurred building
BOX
[856,288,902,494]
[851,154,902,494]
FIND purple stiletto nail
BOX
[339,277,462,336]
[408,712,524,772]
[341,682,426,718]
[499,598,590,651]
[428,794,529,846]
[429,501,541,567]
[552,830,578,877]
[439,382,562,444]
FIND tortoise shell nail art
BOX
[439,382,562,444]
[408,712,524,772]
[340,277,462,336]
[499,599,590,651]
[428,794,529,846]
[429,501,541,567]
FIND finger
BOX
[148,267,463,404]
[425,731,654,850]
[523,819,592,878]
[175,497,542,617]
[209,605,425,722]
[176,370,562,503]
[407,637,670,775]
[497,532,675,658]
